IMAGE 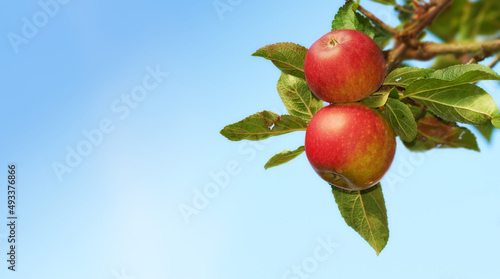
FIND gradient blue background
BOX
[1,0,499,278]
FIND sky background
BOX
[1,0,500,278]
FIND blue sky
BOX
[1,0,500,278]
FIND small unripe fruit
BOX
[305,103,396,191]
[304,29,386,103]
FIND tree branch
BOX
[487,52,500,69]
[358,5,398,34]
[385,0,453,74]
[385,44,407,74]
[404,39,500,60]
[410,0,452,37]
[395,5,414,14]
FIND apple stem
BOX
[328,38,339,47]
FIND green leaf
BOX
[430,0,500,42]
[427,0,467,42]
[331,0,392,49]
[493,114,500,129]
[264,146,305,170]
[388,87,400,99]
[460,0,500,40]
[220,111,307,141]
[384,99,418,142]
[372,24,393,49]
[362,91,390,108]
[403,113,479,152]
[332,183,389,255]
[252,42,308,79]
[408,106,423,117]
[353,13,376,39]
[403,65,500,125]
[474,123,494,142]
[277,73,323,122]
[405,84,499,125]
[384,67,434,88]
[352,0,360,11]
[398,2,414,22]
[368,0,396,5]
[332,1,375,38]
[432,55,462,70]
[426,64,500,83]
[474,0,500,36]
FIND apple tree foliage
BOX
[220,0,500,254]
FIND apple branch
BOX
[385,44,407,74]
[358,5,398,34]
[408,0,452,37]
[404,39,500,60]
[385,0,453,74]
[487,52,500,69]
[394,4,414,14]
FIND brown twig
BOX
[395,5,415,14]
[404,39,500,60]
[487,53,500,69]
[358,5,398,34]
[409,0,452,37]
[385,0,453,74]
[467,57,479,64]
[385,44,408,74]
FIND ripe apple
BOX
[305,103,396,191]
[304,29,386,103]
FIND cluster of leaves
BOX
[427,0,500,140]
[220,0,500,254]
[428,0,500,42]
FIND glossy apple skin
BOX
[304,30,386,103]
[305,103,396,191]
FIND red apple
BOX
[305,103,396,190]
[304,30,386,103]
